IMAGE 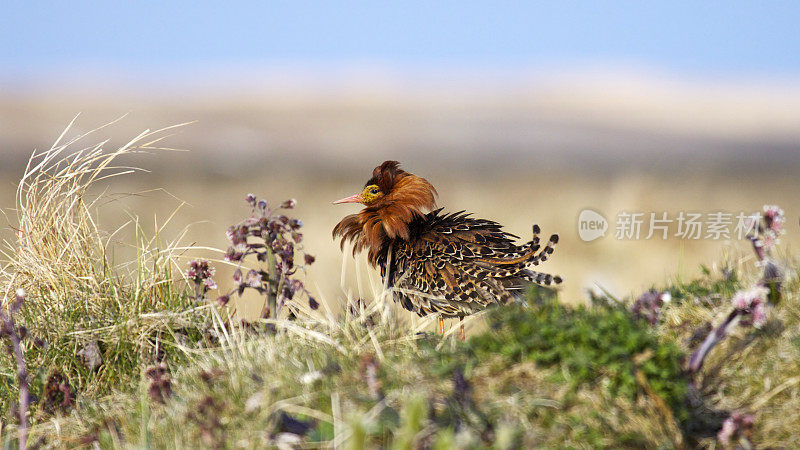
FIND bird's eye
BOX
[370,188,379,195]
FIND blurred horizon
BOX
[2,69,799,178]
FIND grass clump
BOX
[0,120,211,426]
[464,297,688,422]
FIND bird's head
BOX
[331,182,386,207]
[333,160,437,211]
[333,160,437,241]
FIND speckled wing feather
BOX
[378,209,562,318]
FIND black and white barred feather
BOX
[376,209,562,318]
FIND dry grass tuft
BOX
[0,118,210,415]
[3,117,182,305]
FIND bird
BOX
[332,160,562,339]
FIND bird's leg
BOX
[438,316,444,334]
[459,317,465,341]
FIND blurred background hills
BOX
[3,71,800,176]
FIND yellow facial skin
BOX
[360,184,384,205]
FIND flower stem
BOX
[688,309,740,373]
[267,249,278,319]
[0,305,29,449]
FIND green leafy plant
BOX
[465,297,688,421]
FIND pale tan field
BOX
[3,168,795,325]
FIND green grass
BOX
[7,297,691,448]
[2,123,799,448]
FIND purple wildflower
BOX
[732,286,769,328]
[631,289,671,325]
[225,249,243,263]
[689,285,770,373]
[187,259,217,302]
[763,204,785,235]
[187,259,214,279]
[290,279,304,294]
[760,234,775,251]
[219,194,315,319]
[741,204,785,302]
[216,295,231,306]
[748,204,786,256]
[146,362,172,404]
[717,413,754,446]
[717,417,735,444]
[245,270,262,288]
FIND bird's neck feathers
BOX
[370,174,437,240]
[333,174,437,266]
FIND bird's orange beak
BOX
[332,193,363,205]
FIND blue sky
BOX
[2,1,799,79]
